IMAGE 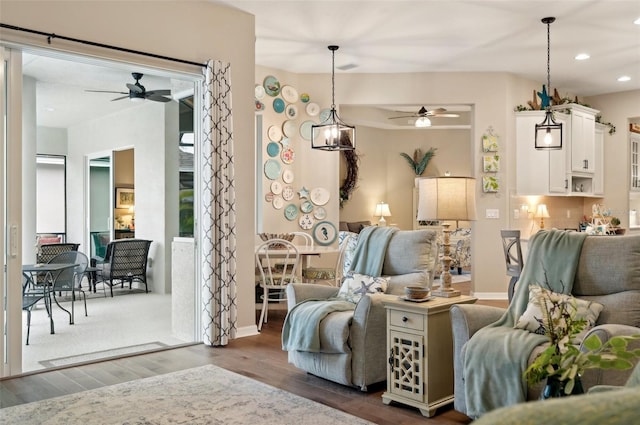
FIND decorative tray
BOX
[399,295,434,303]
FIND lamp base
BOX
[378,217,387,227]
[432,287,461,298]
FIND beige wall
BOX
[1,1,257,331]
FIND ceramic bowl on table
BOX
[404,286,431,300]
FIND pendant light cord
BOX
[546,20,551,102]
[330,47,337,110]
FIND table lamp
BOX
[374,202,392,226]
[535,204,550,229]
[417,176,477,297]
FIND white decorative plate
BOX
[310,187,330,205]
[313,206,326,220]
[272,196,284,210]
[312,221,337,246]
[270,180,283,195]
[282,120,297,138]
[306,102,320,116]
[299,213,314,230]
[282,169,294,184]
[268,125,283,142]
[281,85,298,103]
[319,108,332,123]
[285,104,299,119]
[300,120,315,141]
[282,185,295,201]
[255,84,265,99]
[281,147,295,164]
[300,200,314,214]
[264,159,281,180]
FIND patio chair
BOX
[22,274,49,345]
[48,251,89,323]
[94,239,152,297]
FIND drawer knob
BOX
[402,316,408,322]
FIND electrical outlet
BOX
[486,209,500,219]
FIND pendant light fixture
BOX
[535,17,563,150]
[311,45,356,151]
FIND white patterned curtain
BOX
[202,60,237,346]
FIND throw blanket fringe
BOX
[350,226,397,277]
[463,229,588,418]
[282,298,355,352]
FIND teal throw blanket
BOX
[282,298,355,352]
[463,229,588,418]
[350,226,397,277]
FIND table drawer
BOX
[389,309,424,331]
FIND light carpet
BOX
[0,364,375,425]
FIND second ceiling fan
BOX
[87,72,172,103]
[388,106,459,128]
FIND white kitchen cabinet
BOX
[516,104,602,197]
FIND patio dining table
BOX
[22,262,77,334]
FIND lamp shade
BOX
[374,202,392,217]
[535,204,550,218]
[417,177,477,221]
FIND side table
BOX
[381,295,477,417]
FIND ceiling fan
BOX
[86,72,172,103]
[388,106,459,120]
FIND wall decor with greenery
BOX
[400,147,437,176]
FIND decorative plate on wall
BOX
[310,187,330,205]
[300,200,314,214]
[268,125,283,142]
[319,108,332,123]
[299,213,314,230]
[305,102,319,117]
[263,75,280,96]
[300,120,315,141]
[264,159,281,180]
[281,85,298,103]
[300,93,310,103]
[313,206,326,220]
[282,169,294,184]
[273,98,285,113]
[264,192,274,202]
[284,203,298,221]
[272,195,284,209]
[312,221,337,246]
[270,180,283,195]
[285,104,299,119]
[255,100,265,111]
[255,84,266,99]
[282,185,295,201]
[281,147,295,164]
[282,120,297,138]
[266,141,280,157]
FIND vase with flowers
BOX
[523,286,640,399]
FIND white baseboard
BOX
[235,324,259,338]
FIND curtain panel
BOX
[202,60,237,346]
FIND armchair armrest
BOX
[286,283,339,311]
[580,324,640,389]
[450,303,505,413]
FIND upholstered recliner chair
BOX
[451,234,640,416]
[285,229,439,391]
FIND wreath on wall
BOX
[340,148,359,208]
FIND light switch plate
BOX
[486,209,500,219]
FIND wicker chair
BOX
[94,239,152,297]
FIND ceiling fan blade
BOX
[428,107,447,115]
[146,94,172,103]
[86,90,128,94]
[110,95,129,101]
[433,113,460,118]
[388,114,415,119]
[146,89,172,96]
[127,83,144,93]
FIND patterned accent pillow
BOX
[515,285,604,343]
[339,231,359,276]
[337,272,388,304]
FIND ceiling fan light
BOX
[415,116,431,128]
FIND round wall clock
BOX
[312,221,337,246]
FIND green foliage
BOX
[523,286,640,395]
[399,147,437,176]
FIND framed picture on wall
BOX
[116,187,135,208]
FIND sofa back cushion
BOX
[382,229,438,294]
[572,235,640,327]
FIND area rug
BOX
[39,342,169,368]
[0,364,375,424]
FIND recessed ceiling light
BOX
[634,17,640,25]
[618,76,631,82]
[574,53,590,61]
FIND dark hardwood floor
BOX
[1,282,506,424]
